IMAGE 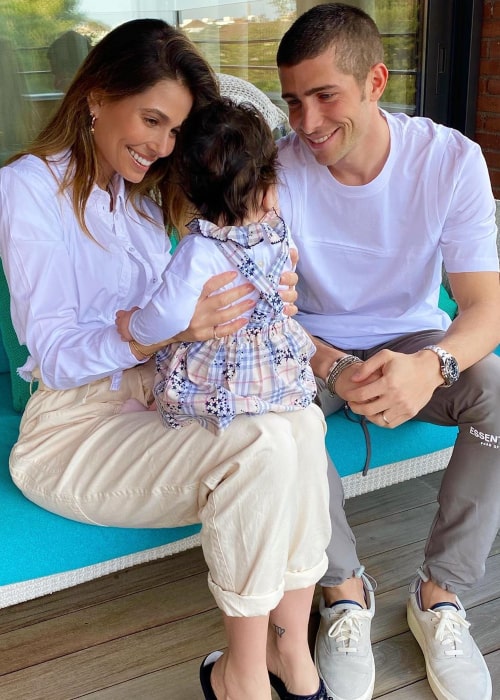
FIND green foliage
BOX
[370,0,419,34]
[0,0,84,47]
[191,19,294,102]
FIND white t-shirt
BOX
[278,110,499,349]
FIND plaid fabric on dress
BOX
[154,216,316,434]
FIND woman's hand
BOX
[175,271,256,342]
[279,247,298,316]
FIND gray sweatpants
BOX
[317,329,500,593]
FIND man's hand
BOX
[343,349,443,428]
[115,307,138,341]
[333,360,378,401]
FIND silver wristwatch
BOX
[422,345,460,387]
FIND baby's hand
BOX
[115,307,138,341]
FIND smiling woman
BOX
[4,18,216,240]
[88,80,193,188]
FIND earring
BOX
[90,112,96,134]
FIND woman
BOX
[0,19,331,700]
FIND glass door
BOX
[0,0,483,165]
[180,0,422,116]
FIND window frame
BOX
[420,0,483,136]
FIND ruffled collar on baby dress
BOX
[187,212,286,248]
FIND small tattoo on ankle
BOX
[273,624,285,637]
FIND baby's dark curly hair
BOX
[176,97,279,226]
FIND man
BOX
[276,4,500,700]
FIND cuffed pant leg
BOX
[315,376,361,586]
[281,405,331,591]
[320,456,361,586]
[381,331,500,592]
[418,353,500,592]
[201,411,298,616]
[205,404,331,615]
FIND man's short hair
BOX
[277,3,384,85]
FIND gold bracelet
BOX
[129,339,153,360]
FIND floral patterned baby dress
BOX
[153,214,316,434]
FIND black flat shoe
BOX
[200,651,223,699]
[269,671,331,700]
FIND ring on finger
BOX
[213,326,221,340]
[382,412,390,425]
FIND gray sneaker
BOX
[314,569,375,700]
[407,573,492,700]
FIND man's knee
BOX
[460,353,500,418]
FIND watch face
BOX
[423,345,460,387]
[443,355,460,385]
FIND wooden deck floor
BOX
[1,469,499,699]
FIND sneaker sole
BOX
[407,603,492,700]
[314,651,375,700]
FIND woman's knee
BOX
[247,412,301,487]
[282,405,328,473]
[255,407,326,476]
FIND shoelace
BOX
[430,608,471,657]
[327,609,372,653]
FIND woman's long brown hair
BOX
[8,18,219,238]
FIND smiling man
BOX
[276,4,500,700]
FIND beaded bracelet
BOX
[326,355,362,397]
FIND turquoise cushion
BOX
[438,284,458,319]
[0,372,200,587]
[0,349,499,587]
[326,410,457,478]
[326,344,500,478]
[0,332,9,374]
[0,237,494,590]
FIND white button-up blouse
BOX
[0,153,173,390]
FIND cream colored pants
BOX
[10,361,331,616]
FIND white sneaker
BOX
[407,575,492,700]
[314,569,375,700]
